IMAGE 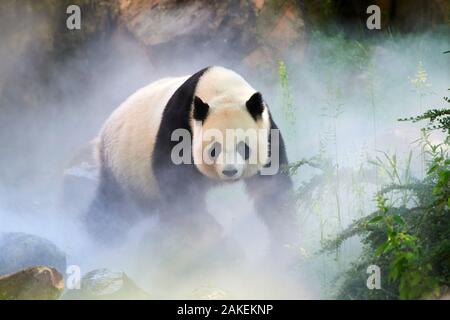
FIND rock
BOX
[242,1,306,74]
[0,233,67,277]
[118,0,256,66]
[252,0,265,11]
[62,268,150,300]
[0,266,64,300]
[117,0,306,72]
[0,0,120,106]
[332,0,450,32]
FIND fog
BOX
[0,4,449,299]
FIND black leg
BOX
[245,120,299,249]
[84,167,134,244]
[155,166,223,242]
[245,172,298,247]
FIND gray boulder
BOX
[0,232,67,276]
[62,268,150,300]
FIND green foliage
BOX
[278,61,296,134]
[283,46,450,298]
[409,61,432,93]
[368,150,415,206]
[399,106,450,134]
[368,195,438,299]
[322,88,450,299]
[285,150,378,247]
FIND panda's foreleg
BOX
[245,172,298,249]
[155,168,223,242]
[84,167,131,243]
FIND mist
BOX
[0,1,449,299]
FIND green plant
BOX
[368,151,414,207]
[367,195,438,299]
[321,81,345,229]
[400,104,450,134]
[409,61,433,110]
[323,87,450,300]
[408,61,435,177]
[278,61,296,135]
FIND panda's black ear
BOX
[193,96,209,122]
[246,92,264,120]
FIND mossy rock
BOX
[0,266,64,300]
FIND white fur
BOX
[96,66,271,200]
[98,76,188,200]
[193,66,270,128]
[191,67,271,179]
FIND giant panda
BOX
[86,66,297,248]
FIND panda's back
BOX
[98,75,189,202]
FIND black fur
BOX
[193,96,209,121]
[87,66,297,247]
[244,113,297,247]
[152,71,296,245]
[85,137,147,244]
[246,92,264,121]
[152,67,220,234]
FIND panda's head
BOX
[190,68,271,181]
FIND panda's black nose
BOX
[222,168,238,177]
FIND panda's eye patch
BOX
[237,142,250,160]
[209,142,221,160]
